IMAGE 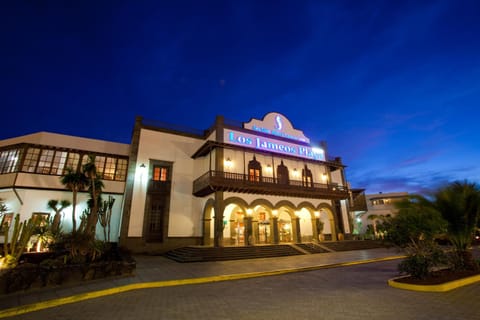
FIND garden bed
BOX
[0,246,136,295]
[394,269,480,285]
[388,268,480,292]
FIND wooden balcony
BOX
[193,170,349,200]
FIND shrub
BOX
[398,242,447,279]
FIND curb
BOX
[0,255,404,318]
[388,273,480,292]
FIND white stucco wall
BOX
[0,188,124,243]
[128,128,204,237]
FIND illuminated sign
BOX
[243,112,310,143]
[225,130,325,161]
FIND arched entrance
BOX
[316,204,337,241]
[202,198,336,246]
[251,205,271,244]
[225,204,246,246]
[296,207,314,243]
[277,210,292,243]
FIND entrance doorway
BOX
[257,212,270,244]
[233,212,245,246]
[277,211,292,243]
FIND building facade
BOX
[356,192,409,236]
[0,112,360,254]
[120,112,356,253]
[0,132,129,244]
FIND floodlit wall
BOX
[0,188,124,243]
[128,128,204,237]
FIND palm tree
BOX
[434,181,480,270]
[367,214,381,239]
[83,155,104,237]
[47,199,71,234]
[60,168,88,234]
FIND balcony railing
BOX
[193,170,349,200]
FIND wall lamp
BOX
[224,157,233,169]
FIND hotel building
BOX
[121,112,359,253]
[0,112,363,254]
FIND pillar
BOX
[244,216,253,246]
[213,191,225,247]
[203,218,211,246]
[312,218,319,243]
[294,217,301,243]
[272,216,279,244]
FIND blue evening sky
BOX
[1,0,479,195]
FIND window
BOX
[153,166,169,181]
[277,160,289,185]
[5,145,128,181]
[36,149,55,174]
[302,165,313,187]
[51,151,68,175]
[81,154,91,168]
[0,149,21,174]
[103,157,116,180]
[248,156,262,182]
[32,212,50,226]
[65,152,80,172]
[95,156,106,177]
[0,213,14,233]
[115,159,128,181]
[22,148,41,172]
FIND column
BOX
[244,216,253,246]
[213,191,224,247]
[312,218,319,243]
[272,216,279,244]
[203,218,211,246]
[294,217,301,243]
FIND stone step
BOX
[164,240,386,262]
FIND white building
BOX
[0,132,129,244]
[356,192,409,235]
[0,112,361,254]
[120,113,356,253]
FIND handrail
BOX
[193,170,348,196]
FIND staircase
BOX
[293,242,332,254]
[164,240,386,262]
[320,240,385,252]
[164,244,303,262]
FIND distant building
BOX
[355,192,409,236]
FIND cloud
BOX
[350,163,480,195]
[395,151,442,168]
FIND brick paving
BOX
[1,248,479,319]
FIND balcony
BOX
[192,170,349,200]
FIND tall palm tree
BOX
[60,168,88,234]
[434,181,480,270]
[83,155,104,237]
[47,199,71,233]
[367,214,385,239]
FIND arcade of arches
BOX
[202,197,338,246]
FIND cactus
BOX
[0,214,39,269]
[98,196,115,243]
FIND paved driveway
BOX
[6,259,479,320]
